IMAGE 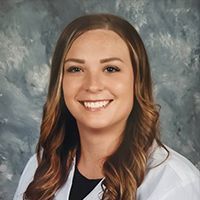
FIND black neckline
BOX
[69,164,103,200]
[75,166,103,182]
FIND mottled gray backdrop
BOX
[0,0,199,199]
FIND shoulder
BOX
[149,144,199,182]
[164,146,199,182]
[13,154,38,200]
[137,143,200,200]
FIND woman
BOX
[13,14,200,200]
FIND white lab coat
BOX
[13,143,200,200]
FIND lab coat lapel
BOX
[83,178,105,200]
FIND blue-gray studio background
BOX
[0,0,199,199]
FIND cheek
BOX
[62,78,79,102]
[115,75,134,96]
[117,75,134,111]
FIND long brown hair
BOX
[24,14,166,200]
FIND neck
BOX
[76,122,126,179]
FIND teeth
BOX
[83,101,110,108]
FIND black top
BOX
[69,166,102,200]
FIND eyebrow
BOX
[100,57,124,63]
[64,57,124,64]
[64,58,85,64]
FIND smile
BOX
[79,100,113,111]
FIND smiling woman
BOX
[13,14,200,200]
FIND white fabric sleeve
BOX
[162,179,200,200]
[13,154,38,200]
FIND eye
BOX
[66,66,83,73]
[104,66,120,73]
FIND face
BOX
[62,29,134,132]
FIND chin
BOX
[77,119,114,131]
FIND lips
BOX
[78,99,113,111]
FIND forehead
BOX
[65,29,130,59]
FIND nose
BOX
[83,71,104,93]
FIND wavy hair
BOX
[24,14,167,200]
